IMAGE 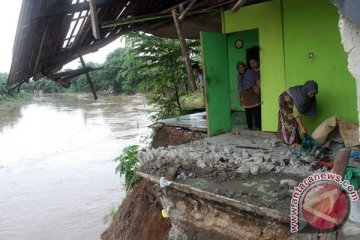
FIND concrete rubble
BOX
[138,134,316,181]
[137,133,360,239]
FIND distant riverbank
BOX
[0,92,33,113]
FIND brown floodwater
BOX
[0,94,153,240]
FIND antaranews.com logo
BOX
[290,172,359,233]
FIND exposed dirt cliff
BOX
[101,179,171,240]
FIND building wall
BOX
[282,0,358,131]
[224,0,285,131]
[339,14,360,135]
[223,0,358,132]
[338,15,360,223]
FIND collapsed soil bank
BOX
[101,179,171,240]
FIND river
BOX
[0,94,153,240]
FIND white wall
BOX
[338,15,360,223]
[339,16,360,135]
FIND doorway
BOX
[227,29,260,131]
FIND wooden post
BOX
[231,0,247,13]
[171,9,197,91]
[179,0,197,20]
[17,83,22,93]
[89,0,101,39]
[79,55,98,100]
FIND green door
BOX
[201,32,231,136]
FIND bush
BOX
[114,145,141,190]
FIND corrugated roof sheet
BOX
[8,0,267,87]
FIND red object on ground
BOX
[316,160,334,169]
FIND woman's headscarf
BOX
[288,80,318,116]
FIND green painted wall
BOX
[201,32,231,136]
[282,0,358,132]
[222,0,358,133]
[224,0,286,131]
[227,29,259,111]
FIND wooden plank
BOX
[332,148,351,177]
[89,0,101,39]
[79,55,98,100]
[171,9,197,91]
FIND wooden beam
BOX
[102,8,215,29]
[89,0,101,40]
[79,55,98,100]
[231,0,247,13]
[171,9,197,91]
[179,0,197,21]
[47,67,95,79]
[160,0,193,14]
[332,148,350,177]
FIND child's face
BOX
[250,59,258,69]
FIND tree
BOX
[99,48,141,94]
[124,32,200,119]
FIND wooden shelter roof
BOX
[8,0,267,88]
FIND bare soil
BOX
[101,179,171,240]
[151,126,205,148]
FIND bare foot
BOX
[291,143,301,148]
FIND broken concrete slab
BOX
[280,179,298,189]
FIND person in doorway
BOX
[192,63,207,119]
[192,63,205,96]
[237,62,261,130]
[277,80,318,146]
[249,58,260,80]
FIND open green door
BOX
[201,32,231,136]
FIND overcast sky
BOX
[0,0,121,74]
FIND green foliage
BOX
[114,145,141,189]
[22,79,64,93]
[126,32,201,120]
[99,47,144,94]
[0,72,33,106]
